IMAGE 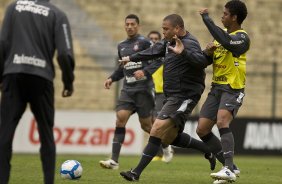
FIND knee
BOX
[216,119,230,129]
[150,121,163,137]
[115,117,127,127]
[162,133,177,145]
[217,111,233,128]
[139,117,153,133]
[141,124,151,133]
[196,127,210,138]
[197,118,214,138]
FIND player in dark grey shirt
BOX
[120,14,216,182]
[100,14,162,170]
[111,35,161,91]
[0,0,75,184]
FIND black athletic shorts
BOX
[200,84,245,121]
[116,89,154,118]
[153,93,165,118]
[157,96,196,133]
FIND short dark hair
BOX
[147,30,161,40]
[125,14,140,24]
[163,14,184,28]
[225,0,248,25]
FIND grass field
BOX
[9,154,282,184]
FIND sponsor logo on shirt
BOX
[133,42,139,51]
[124,61,146,83]
[125,76,147,83]
[214,63,226,69]
[13,54,46,68]
[124,61,142,70]
[214,46,228,55]
[230,40,244,45]
[15,0,50,17]
[213,76,227,82]
[213,55,222,60]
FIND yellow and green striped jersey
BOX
[212,30,249,89]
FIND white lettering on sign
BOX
[244,122,282,150]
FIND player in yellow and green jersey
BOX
[197,1,250,183]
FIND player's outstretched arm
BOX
[104,78,113,89]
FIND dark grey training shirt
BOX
[0,0,74,88]
[129,32,210,102]
[110,34,162,92]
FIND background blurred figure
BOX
[100,14,162,170]
[148,30,174,163]
[0,0,75,184]
[197,0,250,183]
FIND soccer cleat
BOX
[212,165,240,184]
[162,145,174,163]
[120,169,139,181]
[205,153,216,170]
[99,159,119,170]
[233,165,240,177]
[210,166,236,182]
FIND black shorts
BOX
[200,84,245,121]
[153,93,165,118]
[157,96,196,133]
[116,89,154,118]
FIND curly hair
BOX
[225,0,248,25]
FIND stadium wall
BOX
[0,1,281,117]
[13,111,282,155]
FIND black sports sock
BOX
[111,127,125,162]
[133,136,161,176]
[201,132,225,164]
[219,128,234,171]
[171,133,211,154]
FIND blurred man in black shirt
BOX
[0,0,75,184]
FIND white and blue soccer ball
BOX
[60,160,83,180]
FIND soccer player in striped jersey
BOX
[197,0,250,183]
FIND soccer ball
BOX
[60,160,83,179]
